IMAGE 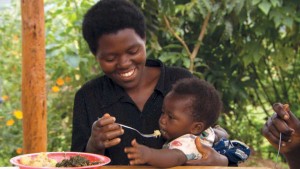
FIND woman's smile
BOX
[118,68,136,79]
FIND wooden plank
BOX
[0,167,271,169]
[102,166,271,169]
[21,0,47,153]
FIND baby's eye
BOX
[168,114,174,119]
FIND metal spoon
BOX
[117,123,160,138]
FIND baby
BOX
[124,78,222,167]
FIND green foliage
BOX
[1,0,300,167]
[0,1,23,165]
[0,0,98,166]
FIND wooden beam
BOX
[21,0,47,153]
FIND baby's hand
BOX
[124,139,151,165]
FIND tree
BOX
[1,0,299,166]
[132,0,300,158]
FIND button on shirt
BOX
[71,59,193,165]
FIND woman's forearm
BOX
[285,151,300,169]
[85,137,105,155]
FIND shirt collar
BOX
[101,59,167,107]
[146,59,167,96]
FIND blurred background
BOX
[1,0,299,168]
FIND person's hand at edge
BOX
[262,103,300,153]
[185,137,228,166]
[262,103,300,169]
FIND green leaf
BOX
[269,10,283,28]
[200,0,212,12]
[282,17,293,29]
[183,57,190,69]
[224,21,233,39]
[64,55,80,67]
[270,0,281,7]
[252,0,262,5]
[243,54,253,67]
[272,47,294,67]
[258,1,272,15]
[163,44,183,49]
[234,0,245,14]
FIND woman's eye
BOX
[128,47,139,55]
[104,56,115,62]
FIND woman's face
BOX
[96,28,146,90]
[159,92,196,141]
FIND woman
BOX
[71,0,228,165]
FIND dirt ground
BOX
[239,156,288,169]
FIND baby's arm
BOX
[124,139,187,168]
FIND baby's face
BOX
[159,92,195,141]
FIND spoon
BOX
[117,123,161,138]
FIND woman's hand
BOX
[85,113,124,154]
[262,103,300,154]
[185,137,228,166]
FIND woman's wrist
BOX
[85,138,105,154]
[284,151,300,169]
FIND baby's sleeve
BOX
[166,134,201,160]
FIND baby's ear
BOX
[191,122,204,135]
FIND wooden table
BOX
[101,166,271,169]
[0,166,271,169]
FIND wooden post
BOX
[21,0,47,153]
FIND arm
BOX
[185,137,228,166]
[124,139,187,168]
[71,90,93,152]
[213,125,229,143]
[262,103,300,169]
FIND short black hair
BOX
[171,78,222,129]
[82,0,146,55]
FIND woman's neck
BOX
[126,66,160,111]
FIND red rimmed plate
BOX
[10,152,111,169]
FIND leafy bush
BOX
[0,1,23,165]
[1,0,299,167]
[0,0,97,165]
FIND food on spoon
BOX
[153,130,161,137]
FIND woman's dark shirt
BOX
[71,59,193,165]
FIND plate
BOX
[10,152,111,169]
